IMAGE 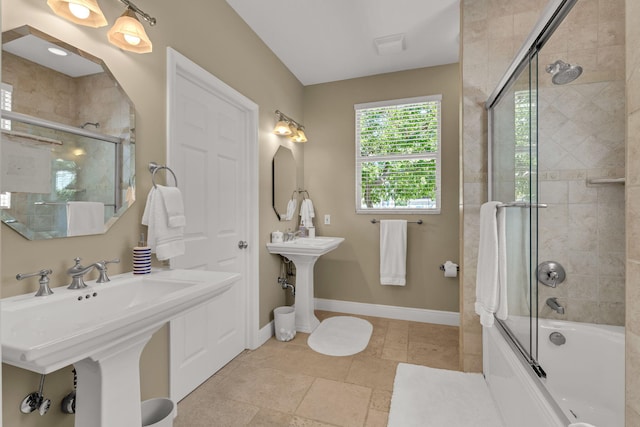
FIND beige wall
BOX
[1,0,303,425]
[303,64,460,313]
[626,0,640,423]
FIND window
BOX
[355,95,441,214]
[1,83,13,131]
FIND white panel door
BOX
[167,49,258,403]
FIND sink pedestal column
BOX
[73,328,160,427]
[288,255,320,333]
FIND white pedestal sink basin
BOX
[266,236,344,333]
[1,269,239,427]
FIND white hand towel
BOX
[156,185,186,228]
[299,199,315,227]
[285,198,297,221]
[475,201,507,327]
[66,201,105,236]
[380,220,407,286]
[142,187,185,260]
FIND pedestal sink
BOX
[267,236,344,333]
[1,269,239,427]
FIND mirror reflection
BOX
[0,26,135,239]
[272,146,297,221]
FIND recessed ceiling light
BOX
[48,47,68,56]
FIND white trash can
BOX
[141,398,175,427]
[274,306,296,342]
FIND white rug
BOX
[307,316,373,356]
[388,363,504,427]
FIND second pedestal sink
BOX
[267,236,344,332]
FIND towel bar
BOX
[370,219,423,224]
[497,201,547,209]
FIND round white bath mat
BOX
[307,316,373,356]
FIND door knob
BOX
[238,240,248,249]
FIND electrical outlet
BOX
[324,214,331,225]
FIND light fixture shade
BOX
[273,119,292,135]
[47,0,108,28]
[107,8,153,54]
[291,127,308,143]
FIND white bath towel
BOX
[380,220,407,286]
[284,198,297,221]
[66,201,105,236]
[156,185,186,228]
[475,201,507,326]
[142,187,185,260]
[299,198,315,227]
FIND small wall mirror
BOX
[0,26,135,240]
[272,146,297,221]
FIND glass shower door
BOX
[489,52,541,369]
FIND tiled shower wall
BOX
[537,0,626,325]
[625,0,640,423]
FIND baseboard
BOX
[314,298,460,326]
[254,320,274,348]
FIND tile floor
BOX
[174,311,460,427]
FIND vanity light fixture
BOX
[273,110,308,143]
[47,0,108,28]
[47,0,157,54]
[107,7,153,53]
[273,111,293,136]
[291,126,307,143]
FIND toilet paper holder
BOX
[439,263,460,272]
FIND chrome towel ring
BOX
[148,162,178,188]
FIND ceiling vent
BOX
[374,33,406,56]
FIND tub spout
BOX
[546,297,565,314]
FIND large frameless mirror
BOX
[0,25,135,239]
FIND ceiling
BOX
[3,34,103,78]
[225,0,460,86]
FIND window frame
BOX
[354,95,442,215]
[1,82,13,131]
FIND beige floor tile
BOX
[384,327,409,348]
[369,389,392,412]
[176,312,462,426]
[408,322,459,347]
[209,365,315,413]
[346,356,399,390]
[248,408,294,426]
[289,416,340,427]
[408,341,460,370]
[174,396,259,427]
[381,344,408,362]
[296,378,372,427]
[364,409,389,427]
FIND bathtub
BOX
[483,318,624,427]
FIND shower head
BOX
[545,60,583,85]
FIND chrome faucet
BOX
[95,258,120,283]
[67,258,99,290]
[16,269,54,297]
[546,297,565,314]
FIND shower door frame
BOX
[485,0,578,376]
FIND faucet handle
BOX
[96,258,120,283]
[16,269,54,297]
